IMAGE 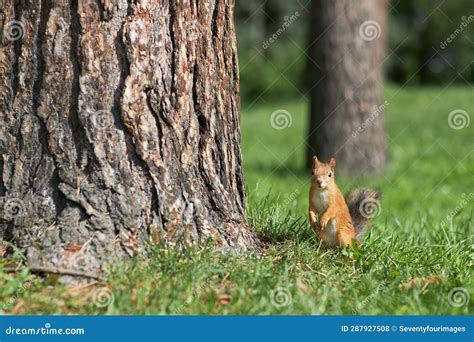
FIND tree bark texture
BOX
[0,0,257,274]
[306,0,388,175]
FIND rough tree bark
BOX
[306,0,388,175]
[0,0,257,275]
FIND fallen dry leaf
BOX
[296,279,308,293]
[65,243,83,251]
[217,293,231,306]
[64,281,99,297]
[399,275,443,292]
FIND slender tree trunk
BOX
[0,0,256,275]
[263,1,281,38]
[306,0,388,175]
[416,7,433,85]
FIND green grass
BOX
[1,85,472,315]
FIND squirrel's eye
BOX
[311,171,314,176]
[328,172,332,177]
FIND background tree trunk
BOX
[0,0,256,275]
[263,0,281,42]
[306,0,388,175]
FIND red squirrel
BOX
[309,156,381,247]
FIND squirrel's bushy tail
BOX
[346,188,382,240]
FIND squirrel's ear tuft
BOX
[312,156,319,168]
[329,157,336,171]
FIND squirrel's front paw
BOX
[319,215,333,230]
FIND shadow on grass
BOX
[247,190,315,246]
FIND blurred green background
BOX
[236,0,473,105]
[235,0,473,217]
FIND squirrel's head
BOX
[311,156,336,190]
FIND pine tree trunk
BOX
[0,0,256,275]
[306,0,388,175]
